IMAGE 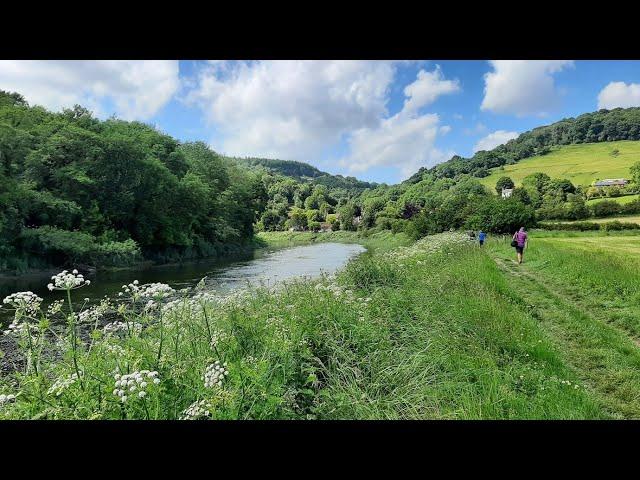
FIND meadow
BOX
[542,214,640,225]
[586,194,640,206]
[3,229,639,419]
[480,140,640,188]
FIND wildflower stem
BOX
[66,288,85,391]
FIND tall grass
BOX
[0,232,605,419]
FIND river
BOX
[0,242,366,322]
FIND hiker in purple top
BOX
[512,227,528,264]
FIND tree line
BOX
[0,91,265,271]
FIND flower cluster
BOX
[140,283,175,300]
[47,372,81,397]
[383,232,469,262]
[210,330,228,350]
[180,399,214,420]
[103,321,143,336]
[113,370,159,403]
[2,291,43,314]
[77,299,111,324]
[0,393,17,406]
[3,317,39,337]
[46,300,65,316]
[203,361,229,388]
[48,269,90,291]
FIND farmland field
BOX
[489,231,640,418]
[586,194,640,205]
[480,140,640,188]
[541,214,640,225]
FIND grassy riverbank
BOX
[1,230,639,419]
[256,230,412,252]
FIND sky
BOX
[1,60,640,184]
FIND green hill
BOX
[479,140,640,188]
[230,156,375,191]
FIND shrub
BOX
[539,222,600,231]
[591,200,622,218]
[622,199,640,215]
[601,221,640,231]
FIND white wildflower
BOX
[180,399,213,420]
[49,270,90,290]
[203,361,229,389]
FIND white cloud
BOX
[185,61,460,179]
[336,66,462,179]
[339,112,454,178]
[597,81,640,109]
[481,60,573,116]
[473,130,519,153]
[185,60,396,160]
[402,65,460,113]
[0,60,179,120]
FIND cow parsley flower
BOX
[180,399,213,420]
[47,372,82,396]
[113,370,159,403]
[0,393,17,406]
[2,291,43,314]
[203,361,229,388]
[103,321,143,336]
[49,270,90,290]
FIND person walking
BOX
[478,230,486,246]
[512,227,528,264]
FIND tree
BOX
[495,176,515,194]
[467,197,536,234]
[630,161,640,185]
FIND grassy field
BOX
[256,230,412,253]
[586,194,640,206]
[488,231,640,418]
[6,229,640,419]
[541,215,640,225]
[480,140,640,188]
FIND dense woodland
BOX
[0,91,265,271]
[2,89,640,272]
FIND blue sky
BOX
[2,60,640,184]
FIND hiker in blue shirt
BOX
[478,230,486,246]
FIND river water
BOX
[0,242,365,321]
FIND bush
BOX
[591,200,621,218]
[601,221,640,231]
[19,226,141,267]
[622,199,640,215]
[539,222,600,231]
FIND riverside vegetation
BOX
[2,229,640,419]
[4,89,640,419]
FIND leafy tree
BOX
[495,176,515,194]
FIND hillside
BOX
[479,140,640,188]
[406,107,640,185]
[231,156,375,191]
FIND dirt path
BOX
[493,255,640,419]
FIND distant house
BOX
[593,178,628,187]
[501,188,513,199]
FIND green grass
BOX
[586,194,640,206]
[480,141,640,188]
[256,230,412,253]
[488,232,640,418]
[1,231,614,419]
[542,214,640,225]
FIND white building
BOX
[501,188,513,199]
